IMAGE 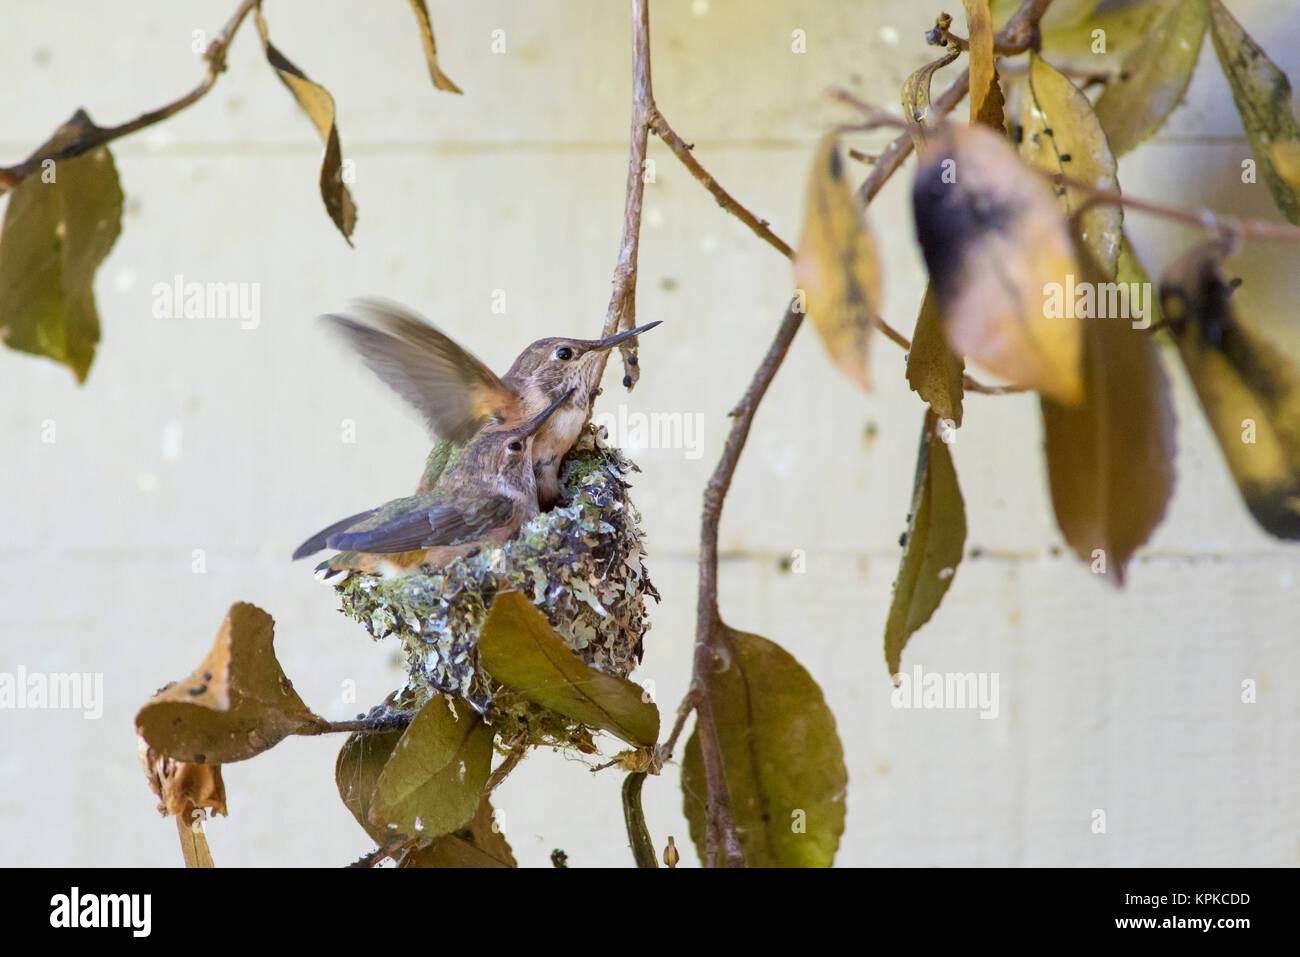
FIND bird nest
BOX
[333,425,658,745]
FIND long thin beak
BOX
[594,320,662,350]
[517,386,577,436]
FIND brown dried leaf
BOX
[254,10,357,243]
[1041,243,1175,584]
[135,602,319,764]
[965,0,1005,130]
[407,0,463,94]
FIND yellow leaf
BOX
[1160,237,1300,538]
[407,0,463,94]
[964,0,1004,130]
[912,124,1083,402]
[1021,53,1122,275]
[793,134,880,391]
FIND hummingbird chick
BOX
[294,388,576,579]
[322,299,660,509]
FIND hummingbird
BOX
[294,387,576,579]
[320,299,661,509]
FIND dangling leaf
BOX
[902,47,961,136]
[1021,53,1123,274]
[254,10,357,243]
[1041,243,1176,584]
[884,410,967,675]
[0,109,122,382]
[912,124,1083,402]
[1208,0,1300,224]
[793,134,880,391]
[1160,237,1300,538]
[1092,0,1208,156]
[1273,141,1300,191]
[905,284,965,426]
[681,627,847,868]
[407,0,463,93]
[398,797,516,867]
[135,603,321,764]
[369,694,493,842]
[478,591,659,747]
[964,0,1005,130]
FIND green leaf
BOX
[0,109,122,382]
[1092,0,1208,156]
[407,0,463,94]
[1022,53,1123,275]
[1159,237,1300,538]
[398,797,516,867]
[254,10,357,243]
[336,725,406,845]
[1041,242,1176,583]
[622,772,658,868]
[884,410,967,676]
[906,284,965,427]
[135,603,320,764]
[478,591,660,747]
[681,627,847,868]
[369,694,493,842]
[1208,0,1300,224]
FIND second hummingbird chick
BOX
[295,388,575,579]
[323,299,660,509]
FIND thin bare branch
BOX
[0,0,259,193]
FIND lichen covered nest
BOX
[334,426,658,737]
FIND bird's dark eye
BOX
[554,346,574,361]
[507,440,524,452]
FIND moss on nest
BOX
[334,426,658,744]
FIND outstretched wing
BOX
[326,494,517,554]
[291,507,379,560]
[324,298,518,443]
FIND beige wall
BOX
[1,0,1297,866]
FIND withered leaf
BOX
[681,626,847,868]
[478,591,659,747]
[1209,0,1300,224]
[884,410,967,675]
[369,694,493,842]
[912,123,1083,403]
[1041,242,1176,584]
[0,109,122,383]
[135,602,320,764]
[1021,53,1122,275]
[905,284,965,426]
[139,735,228,819]
[1093,0,1208,156]
[964,0,1005,130]
[407,0,463,94]
[793,134,880,391]
[254,10,357,243]
[398,796,516,867]
[1273,142,1300,191]
[1160,237,1300,538]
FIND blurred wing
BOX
[325,494,517,554]
[324,299,517,442]
[291,507,379,560]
